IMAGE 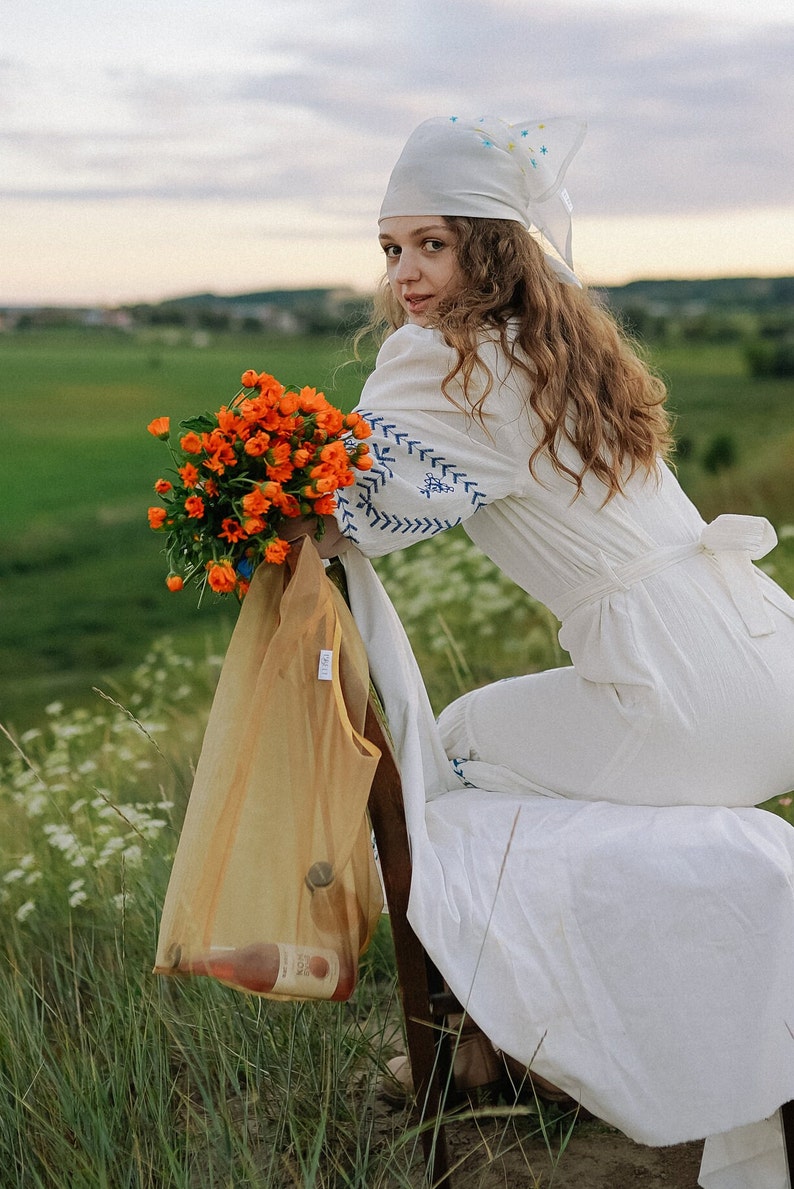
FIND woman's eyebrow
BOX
[378,223,449,243]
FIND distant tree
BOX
[702,433,738,474]
[744,338,794,378]
[197,309,231,331]
[674,435,694,462]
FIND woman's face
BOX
[378,216,464,326]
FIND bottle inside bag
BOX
[187,940,356,1001]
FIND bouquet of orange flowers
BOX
[147,368,371,599]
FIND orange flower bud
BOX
[166,574,184,591]
[148,506,167,529]
[154,478,172,494]
[147,417,170,440]
[240,369,259,388]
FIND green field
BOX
[2,327,794,733]
[0,330,370,730]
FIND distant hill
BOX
[160,287,358,310]
[157,277,794,316]
[597,276,794,314]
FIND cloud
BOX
[1,0,792,230]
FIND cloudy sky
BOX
[2,0,792,305]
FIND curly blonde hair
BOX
[361,217,672,500]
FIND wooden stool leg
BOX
[365,700,453,1187]
[781,1100,794,1187]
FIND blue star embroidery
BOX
[540,145,548,154]
[520,130,529,137]
[419,473,455,499]
[449,116,458,122]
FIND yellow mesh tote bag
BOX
[153,537,383,1000]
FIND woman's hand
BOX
[280,514,351,560]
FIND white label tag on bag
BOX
[318,650,333,681]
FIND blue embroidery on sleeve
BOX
[451,758,477,788]
[338,412,488,542]
[419,473,455,498]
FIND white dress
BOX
[334,323,794,1188]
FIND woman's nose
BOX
[394,251,420,281]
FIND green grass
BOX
[655,342,794,520]
[0,641,577,1188]
[0,329,370,730]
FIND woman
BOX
[320,114,794,810]
[304,116,794,1188]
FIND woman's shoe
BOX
[378,1014,502,1105]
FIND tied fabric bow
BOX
[701,514,778,637]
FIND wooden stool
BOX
[365,690,458,1187]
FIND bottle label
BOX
[271,942,340,997]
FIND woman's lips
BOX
[404,294,432,312]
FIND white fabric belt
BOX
[551,514,778,638]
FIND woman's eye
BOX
[383,244,400,258]
[424,240,445,252]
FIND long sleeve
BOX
[335,324,533,558]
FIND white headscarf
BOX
[379,115,587,286]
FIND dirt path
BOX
[391,1111,704,1187]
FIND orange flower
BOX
[354,453,373,470]
[243,432,270,457]
[316,407,344,435]
[166,574,184,591]
[206,559,237,593]
[265,441,294,483]
[147,416,170,440]
[154,478,172,494]
[291,445,313,467]
[276,492,301,517]
[256,372,285,399]
[204,478,219,498]
[242,486,271,516]
[319,440,349,466]
[184,495,205,519]
[201,432,237,474]
[313,494,337,515]
[278,391,299,416]
[219,517,247,543]
[243,514,267,534]
[296,386,327,414]
[264,538,291,564]
[148,506,167,529]
[349,417,372,440]
[179,462,200,488]
[180,432,203,454]
[217,406,244,437]
[240,369,259,389]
